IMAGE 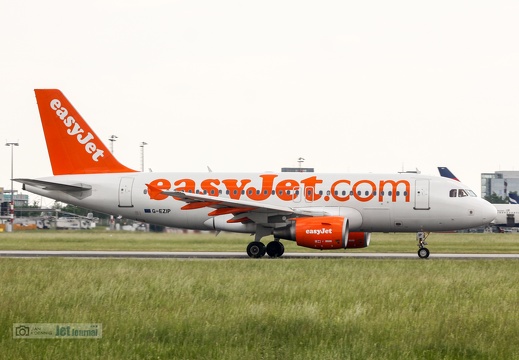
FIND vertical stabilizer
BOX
[437,167,460,182]
[34,89,136,175]
[509,192,519,205]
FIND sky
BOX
[1,0,518,205]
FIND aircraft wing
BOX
[14,178,92,192]
[160,190,325,224]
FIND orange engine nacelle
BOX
[346,231,371,248]
[273,217,372,250]
[273,216,349,249]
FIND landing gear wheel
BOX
[418,247,430,259]
[416,231,430,259]
[266,241,285,258]
[247,241,266,258]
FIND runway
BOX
[1,250,518,259]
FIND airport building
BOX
[0,187,29,214]
[481,171,519,200]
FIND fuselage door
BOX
[119,177,134,207]
[414,179,430,210]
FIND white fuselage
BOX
[25,172,497,233]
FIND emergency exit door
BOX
[119,177,134,207]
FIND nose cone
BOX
[479,199,497,225]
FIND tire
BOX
[418,247,430,259]
[266,241,285,258]
[247,241,265,258]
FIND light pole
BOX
[5,142,19,232]
[109,135,118,153]
[140,142,148,172]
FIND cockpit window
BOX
[467,189,477,197]
[449,188,477,198]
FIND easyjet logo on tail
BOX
[50,99,105,162]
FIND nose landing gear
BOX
[416,231,430,259]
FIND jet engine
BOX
[273,216,349,249]
[273,217,372,250]
[346,231,371,248]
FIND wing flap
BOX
[157,190,338,226]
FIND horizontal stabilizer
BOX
[14,178,92,192]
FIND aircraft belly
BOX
[360,208,392,232]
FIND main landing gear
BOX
[246,240,285,258]
[417,231,430,259]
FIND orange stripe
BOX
[181,201,221,210]
[226,217,250,223]
[208,207,256,216]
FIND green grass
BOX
[0,230,519,254]
[1,258,519,359]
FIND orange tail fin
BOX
[34,89,137,175]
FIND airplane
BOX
[491,193,519,228]
[438,167,519,228]
[15,90,497,259]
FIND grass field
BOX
[1,231,519,359]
